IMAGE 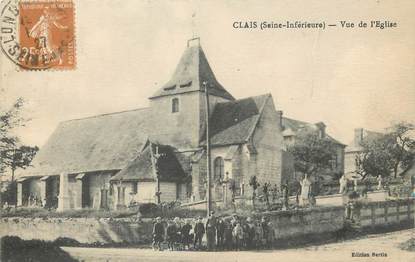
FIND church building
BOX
[16,39,341,211]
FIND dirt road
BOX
[63,229,415,262]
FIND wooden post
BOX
[203,81,212,217]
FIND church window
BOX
[172,98,179,113]
[164,85,176,90]
[179,81,192,88]
[132,182,138,194]
[214,157,224,182]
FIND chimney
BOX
[354,128,364,145]
[315,122,326,138]
[276,110,283,129]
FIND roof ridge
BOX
[215,93,271,106]
[283,116,310,124]
[244,94,272,142]
[62,107,150,123]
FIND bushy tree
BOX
[0,98,38,179]
[287,130,337,177]
[0,97,38,205]
[386,122,415,178]
[0,180,17,206]
[1,145,38,181]
[0,98,25,174]
[356,122,415,178]
[355,135,392,179]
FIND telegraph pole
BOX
[203,81,212,217]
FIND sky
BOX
[1,0,414,148]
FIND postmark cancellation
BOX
[1,0,75,70]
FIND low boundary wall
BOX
[259,206,345,240]
[1,199,414,246]
[0,217,153,245]
[357,198,415,229]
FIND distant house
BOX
[281,117,346,181]
[401,162,415,186]
[344,128,383,175]
[16,40,289,210]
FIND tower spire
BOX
[191,11,197,38]
[149,40,234,101]
[187,37,200,48]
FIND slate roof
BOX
[111,143,187,182]
[18,108,154,177]
[150,45,234,101]
[282,117,345,146]
[203,94,270,146]
[282,117,315,133]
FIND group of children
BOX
[152,213,275,251]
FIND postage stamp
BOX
[1,0,75,70]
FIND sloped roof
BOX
[150,45,234,101]
[282,117,316,132]
[111,143,187,182]
[202,94,270,146]
[282,117,345,146]
[18,108,154,177]
[346,129,383,152]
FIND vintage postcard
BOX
[0,0,414,261]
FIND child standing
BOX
[232,222,243,251]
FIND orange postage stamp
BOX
[1,0,75,70]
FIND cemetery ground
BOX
[62,228,415,262]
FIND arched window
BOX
[172,98,179,113]
[214,157,224,181]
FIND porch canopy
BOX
[110,142,188,183]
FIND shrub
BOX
[0,181,17,206]
[0,207,136,218]
[399,238,415,252]
[1,236,77,262]
[53,237,81,247]
[138,203,159,216]
[348,191,360,200]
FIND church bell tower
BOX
[148,38,234,150]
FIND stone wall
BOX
[0,217,153,245]
[1,208,344,245]
[148,91,232,150]
[250,97,284,187]
[261,206,345,240]
[0,207,345,245]
[357,198,415,229]
[2,199,413,245]
[281,150,295,183]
